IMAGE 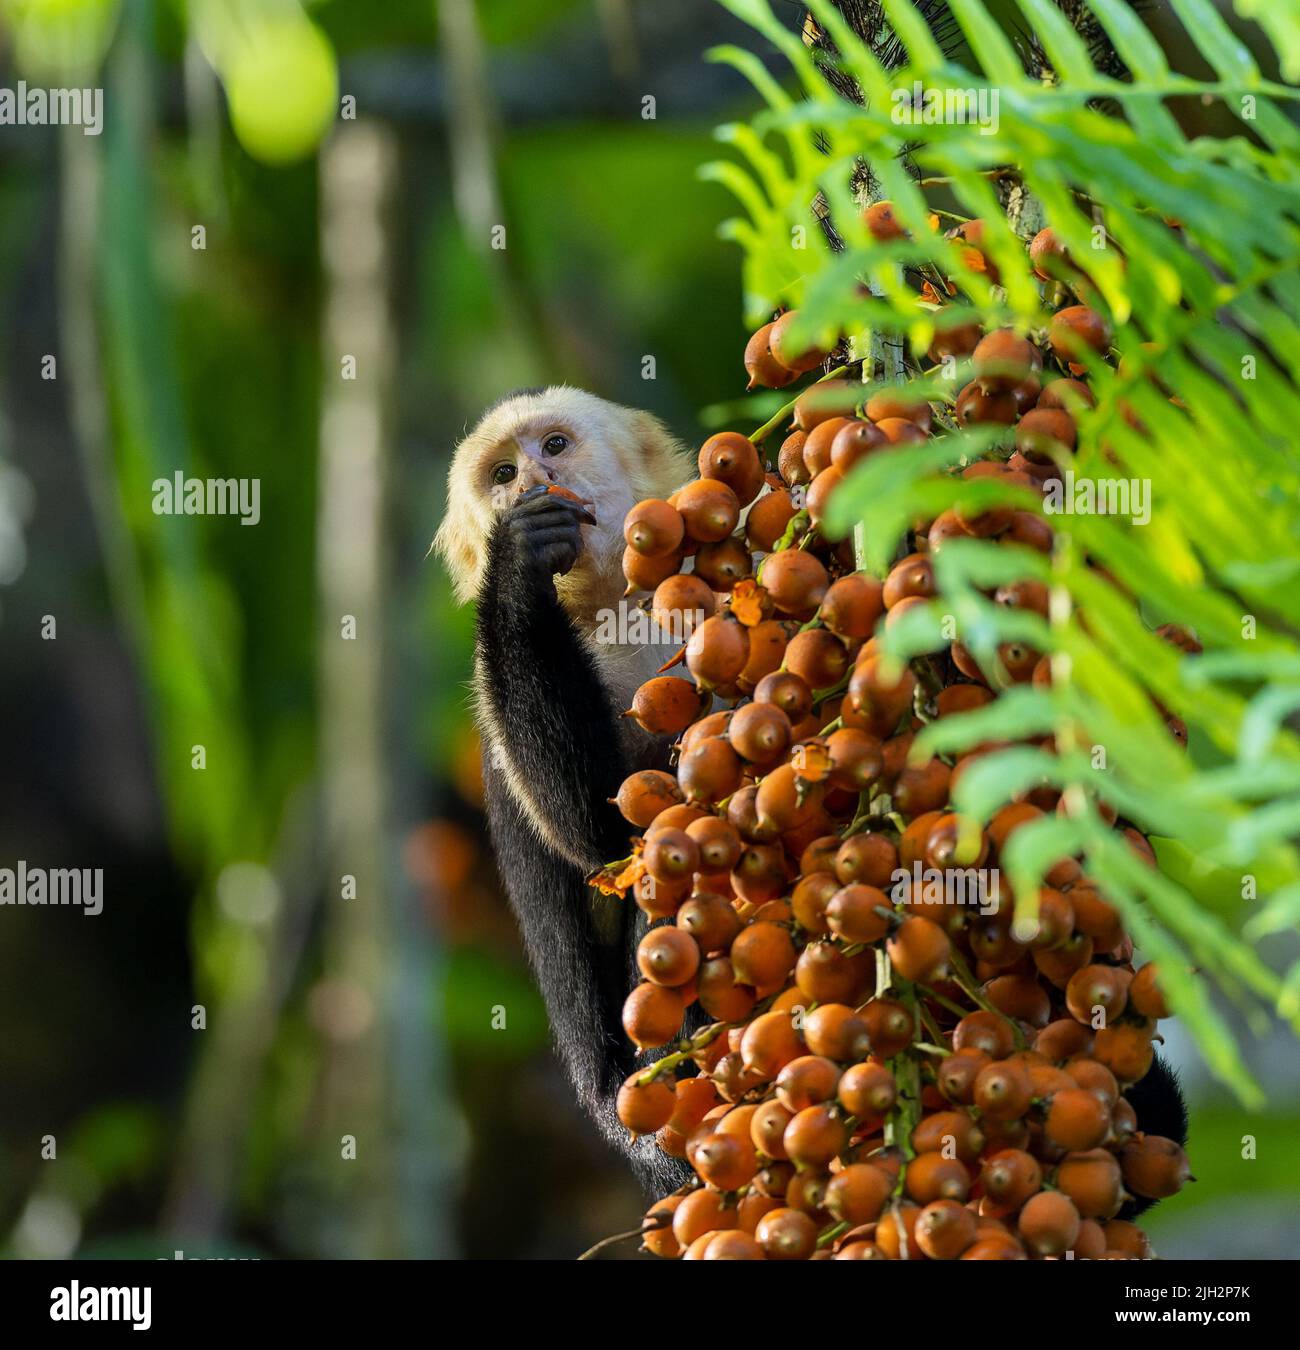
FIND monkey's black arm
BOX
[472,490,697,1195]
[474,490,634,874]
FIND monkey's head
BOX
[434,386,690,619]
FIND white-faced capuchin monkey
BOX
[434,386,1185,1205]
[435,387,697,1195]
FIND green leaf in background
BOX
[193,0,338,165]
[0,0,121,81]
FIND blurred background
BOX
[0,0,1295,1261]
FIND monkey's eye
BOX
[541,433,569,456]
[491,462,517,486]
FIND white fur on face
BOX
[433,386,690,623]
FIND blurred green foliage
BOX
[0,0,743,1259]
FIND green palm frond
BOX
[706,0,1300,1103]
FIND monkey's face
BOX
[479,417,589,510]
[435,386,689,613]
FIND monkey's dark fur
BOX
[475,487,693,1196]
[474,487,1186,1211]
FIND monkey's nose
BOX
[515,462,554,494]
[519,445,558,479]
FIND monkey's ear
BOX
[432,509,484,605]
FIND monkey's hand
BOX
[494,485,598,598]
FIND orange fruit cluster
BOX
[599,206,1191,1260]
